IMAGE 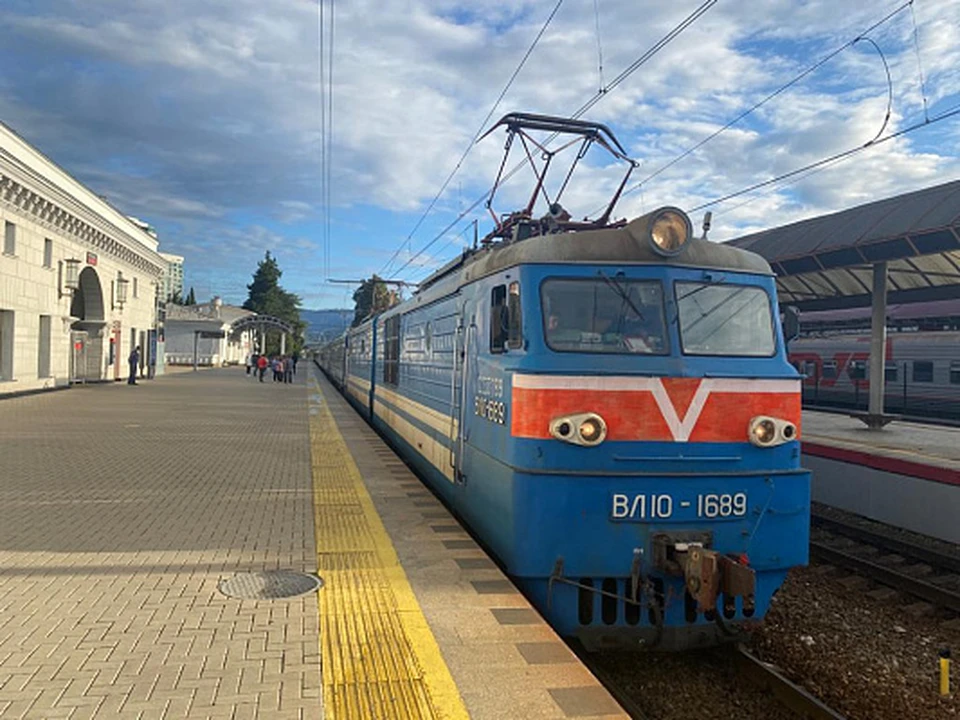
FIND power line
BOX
[608,0,913,210]
[327,0,336,282]
[387,1,717,281]
[593,0,604,93]
[318,0,327,280]
[377,0,566,278]
[690,101,960,213]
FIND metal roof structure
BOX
[727,179,960,311]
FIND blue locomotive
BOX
[317,114,810,650]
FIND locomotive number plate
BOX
[611,492,748,521]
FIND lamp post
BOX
[60,258,81,299]
[115,274,129,311]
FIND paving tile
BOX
[516,642,577,665]
[490,608,541,625]
[0,369,322,719]
[548,686,626,717]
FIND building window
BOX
[38,315,51,378]
[43,238,53,268]
[913,361,934,383]
[0,310,14,380]
[383,315,400,385]
[133,277,139,298]
[950,361,960,385]
[3,221,15,256]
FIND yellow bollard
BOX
[940,648,951,697]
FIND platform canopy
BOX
[727,179,960,312]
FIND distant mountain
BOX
[300,310,353,341]
[300,308,352,342]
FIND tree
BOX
[243,251,305,353]
[185,287,196,305]
[352,275,395,327]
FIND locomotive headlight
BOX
[750,418,777,446]
[649,208,692,256]
[550,413,607,446]
[578,417,605,444]
[748,416,797,447]
[627,206,693,257]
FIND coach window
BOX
[821,361,838,380]
[950,361,960,384]
[848,360,866,381]
[913,360,934,383]
[885,362,898,383]
[383,315,400,385]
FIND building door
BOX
[70,331,88,383]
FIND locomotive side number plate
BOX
[611,492,748,521]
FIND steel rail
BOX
[811,511,960,574]
[810,541,960,613]
[733,646,848,720]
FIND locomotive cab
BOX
[456,208,810,650]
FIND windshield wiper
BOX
[598,270,644,322]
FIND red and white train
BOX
[788,331,960,419]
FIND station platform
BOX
[0,365,626,719]
[802,410,960,543]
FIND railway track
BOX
[577,643,846,720]
[810,510,960,613]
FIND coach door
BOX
[450,304,477,484]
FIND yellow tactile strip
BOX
[308,379,470,720]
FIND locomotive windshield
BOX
[676,282,775,356]
[541,278,667,354]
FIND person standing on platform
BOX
[257,354,268,382]
[128,346,140,385]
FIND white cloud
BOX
[1,0,959,299]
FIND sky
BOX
[2,0,960,309]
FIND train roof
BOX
[402,212,773,311]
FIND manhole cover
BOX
[218,571,323,600]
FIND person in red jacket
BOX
[256,354,268,382]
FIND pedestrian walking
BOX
[128,346,140,385]
[245,353,253,375]
[273,357,283,382]
[257,354,268,382]
[292,351,299,376]
[284,356,294,384]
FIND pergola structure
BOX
[230,315,297,355]
[728,178,960,428]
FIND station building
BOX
[0,122,167,396]
[164,298,256,367]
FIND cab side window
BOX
[491,282,522,353]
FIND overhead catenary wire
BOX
[605,0,914,212]
[387,0,718,281]
[326,0,335,282]
[318,0,327,280]
[909,0,930,123]
[690,101,960,213]
[377,0,566,278]
[593,0,605,93]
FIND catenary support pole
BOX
[868,261,887,424]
